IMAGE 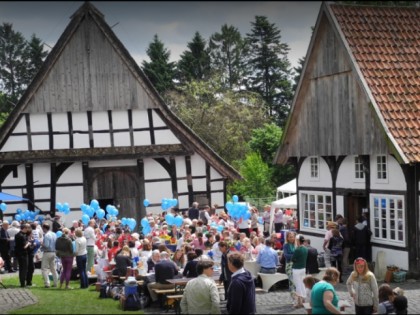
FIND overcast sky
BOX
[0,1,322,70]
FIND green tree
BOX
[176,32,211,83]
[292,57,305,92]
[245,16,293,127]
[228,152,275,203]
[23,34,48,86]
[141,34,175,95]
[248,123,295,188]
[209,24,247,90]
[165,74,269,164]
[0,23,29,107]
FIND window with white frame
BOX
[310,157,319,179]
[354,156,364,179]
[371,194,405,245]
[301,192,332,230]
[376,155,387,180]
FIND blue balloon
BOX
[141,217,149,228]
[37,215,44,222]
[96,209,105,219]
[142,226,151,235]
[56,231,62,238]
[17,208,22,214]
[174,216,183,227]
[106,204,114,213]
[113,208,119,217]
[232,195,239,203]
[72,240,76,253]
[15,214,22,221]
[90,199,99,210]
[0,203,7,212]
[165,213,174,225]
[171,199,178,207]
[217,225,224,232]
[56,202,63,212]
[143,199,150,207]
[225,201,233,212]
[81,214,90,225]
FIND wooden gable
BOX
[275,3,391,165]
[0,2,241,180]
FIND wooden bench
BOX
[167,294,184,315]
[303,300,351,314]
[257,272,288,292]
[153,288,178,309]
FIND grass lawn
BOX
[2,274,144,314]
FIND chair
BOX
[257,272,288,292]
[244,260,260,278]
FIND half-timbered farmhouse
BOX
[275,3,420,272]
[0,2,240,225]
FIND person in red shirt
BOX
[107,240,120,262]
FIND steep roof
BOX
[276,2,420,164]
[0,2,241,180]
[328,3,420,163]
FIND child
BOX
[303,275,320,305]
[393,295,407,314]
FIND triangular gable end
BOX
[275,2,395,165]
[0,2,241,180]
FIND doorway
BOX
[346,195,367,227]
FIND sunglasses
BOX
[355,258,366,264]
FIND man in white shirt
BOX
[84,219,96,272]
[238,216,250,238]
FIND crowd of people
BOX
[0,203,409,314]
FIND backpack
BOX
[124,292,141,311]
[99,283,110,299]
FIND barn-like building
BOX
[275,3,420,273]
[0,2,240,225]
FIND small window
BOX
[310,157,319,179]
[377,155,387,180]
[354,156,364,179]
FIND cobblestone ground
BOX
[0,287,38,313]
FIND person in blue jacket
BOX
[226,252,256,314]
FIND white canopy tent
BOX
[269,194,297,234]
[276,178,296,199]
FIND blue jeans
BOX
[260,267,276,274]
[76,254,89,288]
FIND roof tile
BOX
[330,4,420,162]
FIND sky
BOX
[0,1,322,70]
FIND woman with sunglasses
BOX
[346,257,378,314]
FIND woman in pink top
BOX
[191,232,207,250]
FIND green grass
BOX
[3,274,144,314]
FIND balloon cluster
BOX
[164,213,183,227]
[80,200,118,225]
[225,195,250,221]
[15,208,42,222]
[161,198,178,211]
[121,217,137,231]
[55,202,71,215]
[141,217,152,235]
[210,221,225,233]
[0,203,7,212]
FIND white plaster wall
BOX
[52,113,68,132]
[4,165,26,186]
[30,114,48,132]
[32,134,49,150]
[34,187,51,200]
[57,163,83,184]
[177,179,188,193]
[336,156,366,189]
[113,132,131,147]
[1,135,28,151]
[175,156,187,178]
[210,167,223,180]
[152,110,166,127]
[132,110,149,128]
[144,181,172,209]
[192,178,206,191]
[190,154,206,176]
[144,159,169,180]
[299,156,332,188]
[178,195,189,210]
[154,130,181,145]
[211,180,223,191]
[211,192,224,208]
[73,133,90,148]
[372,246,408,270]
[112,110,129,129]
[133,131,151,145]
[72,112,89,131]
[53,134,70,149]
[93,132,111,147]
[370,155,406,191]
[336,195,344,216]
[33,164,51,185]
[92,111,109,130]
[56,186,84,209]
[61,210,82,227]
